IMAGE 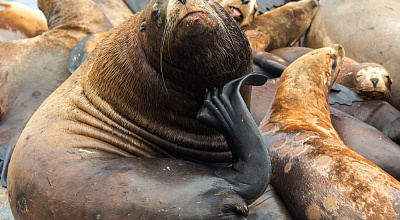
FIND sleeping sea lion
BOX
[243,0,318,51]
[8,0,290,218]
[0,1,48,40]
[259,44,400,218]
[303,0,400,110]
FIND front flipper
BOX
[197,73,271,202]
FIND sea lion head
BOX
[213,0,258,26]
[345,63,392,101]
[138,0,252,95]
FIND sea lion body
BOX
[0,2,48,40]
[92,0,134,27]
[250,72,400,181]
[243,0,319,51]
[8,0,290,218]
[303,0,400,110]
[258,45,400,218]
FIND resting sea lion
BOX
[243,0,318,51]
[0,0,112,186]
[303,0,400,110]
[8,0,291,218]
[270,47,392,101]
[0,2,48,40]
[259,44,400,218]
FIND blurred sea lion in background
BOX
[0,1,48,40]
[0,0,112,186]
[92,0,134,27]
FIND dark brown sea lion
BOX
[258,44,400,218]
[8,0,289,218]
[303,0,400,110]
[243,0,318,51]
[332,100,400,145]
[0,2,48,40]
[270,47,393,101]
[0,0,112,186]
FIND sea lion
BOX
[0,1,48,40]
[332,100,400,145]
[214,0,258,26]
[270,47,392,101]
[303,0,400,110]
[243,0,318,51]
[0,0,112,186]
[8,0,290,218]
[250,75,400,181]
[258,44,400,218]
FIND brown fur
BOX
[260,45,400,218]
[8,1,258,218]
[243,0,319,51]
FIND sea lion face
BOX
[346,63,392,100]
[213,0,258,26]
[139,0,252,93]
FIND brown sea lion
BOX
[0,0,112,178]
[0,2,48,40]
[250,74,400,181]
[303,0,400,110]
[8,0,291,218]
[270,47,392,101]
[243,0,318,51]
[258,44,400,218]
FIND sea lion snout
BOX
[177,12,215,39]
[371,78,379,87]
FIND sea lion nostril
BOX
[242,0,250,4]
[178,0,186,5]
[371,78,379,87]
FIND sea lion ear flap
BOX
[346,71,353,77]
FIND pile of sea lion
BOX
[1,0,400,219]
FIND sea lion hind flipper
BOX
[197,73,271,202]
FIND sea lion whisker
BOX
[204,4,234,48]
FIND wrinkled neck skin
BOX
[82,1,252,162]
[267,47,344,142]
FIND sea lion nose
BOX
[242,0,250,4]
[178,0,186,5]
[371,78,379,87]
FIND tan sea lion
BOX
[0,0,112,174]
[303,0,400,110]
[214,0,258,26]
[259,45,400,218]
[0,1,48,40]
[270,47,392,101]
[8,0,291,218]
[243,0,318,51]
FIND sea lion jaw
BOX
[214,0,258,26]
[348,64,392,100]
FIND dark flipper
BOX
[67,35,94,74]
[252,50,288,78]
[328,83,363,106]
[0,133,19,187]
[197,73,271,202]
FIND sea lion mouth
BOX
[224,6,243,22]
[358,91,385,99]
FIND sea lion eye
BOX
[332,59,337,69]
[152,3,161,21]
